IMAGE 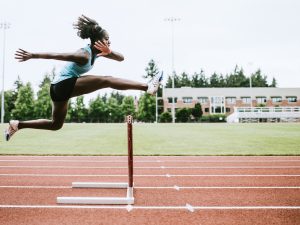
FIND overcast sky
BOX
[1,0,300,100]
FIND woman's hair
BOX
[73,15,105,43]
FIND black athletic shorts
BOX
[50,77,78,102]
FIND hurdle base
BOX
[57,183,134,205]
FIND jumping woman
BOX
[5,15,162,141]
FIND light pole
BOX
[164,17,180,123]
[0,22,10,124]
[248,62,253,108]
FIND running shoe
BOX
[147,71,163,95]
[5,120,19,141]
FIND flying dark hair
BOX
[73,15,105,43]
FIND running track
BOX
[0,156,299,225]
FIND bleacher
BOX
[227,107,300,123]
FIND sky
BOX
[0,0,300,101]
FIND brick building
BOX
[162,87,300,115]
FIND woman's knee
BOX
[51,120,64,131]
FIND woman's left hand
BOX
[94,41,112,56]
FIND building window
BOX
[287,96,297,102]
[226,97,236,104]
[168,97,177,103]
[197,97,208,104]
[271,97,282,103]
[226,107,231,113]
[204,108,209,113]
[256,97,267,103]
[241,97,251,104]
[183,97,193,103]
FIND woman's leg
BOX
[18,101,69,130]
[71,75,148,97]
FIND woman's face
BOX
[101,30,110,47]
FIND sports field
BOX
[0,123,299,155]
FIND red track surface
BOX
[0,156,299,225]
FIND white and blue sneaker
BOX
[147,71,163,95]
[5,120,19,141]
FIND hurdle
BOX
[57,115,134,205]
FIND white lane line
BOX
[0,186,299,189]
[186,204,195,212]
[0,159,300,163]
[1,166,300,169]
[0,205,299,210]
[0,174,299,177]
[174,185,180,191]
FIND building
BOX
[162,87,300,122]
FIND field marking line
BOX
[0,205,299,210]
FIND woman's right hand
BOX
[15,48,34,62]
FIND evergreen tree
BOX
[88,95,107,122]
[107,97,123,122]
[159,111,172,123]
[121,96,136,118]
[270,77,277,87]
[143,59,159,79]
[191,103,203,121]
[110,91,125,105]
[69,96,88,122]
[137,93,156,122]
[35,74,52,119]
[180,72,191,87]
[12,82,35,120]
[176,108,191,122]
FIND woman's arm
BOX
[15,48,89,65]
[94,41,124,62]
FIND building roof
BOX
[163,87,300,98]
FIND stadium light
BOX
[248,62,254,108]
[164,17,180,123]
[0,22,10,124]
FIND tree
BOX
[175,108,191,122]
[143,59,159,79]
[191,103,203,121]
[191,70,208,87]
[251,69,268,87]
[121,96,136,118]
[111,91,125,105]
[159,111,172,123]
[107,96,123,122]
[137,93,156,122]
[12,82,35,120]
[69,96,88,122]
[180,72,191,87]
[0,90,14,122]
[88,95,107,122]
[34,74,52,119]
[270,77,277,87]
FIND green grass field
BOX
[0,123,299,155]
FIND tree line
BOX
[165,65,277,88]
[0,61,277,123]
